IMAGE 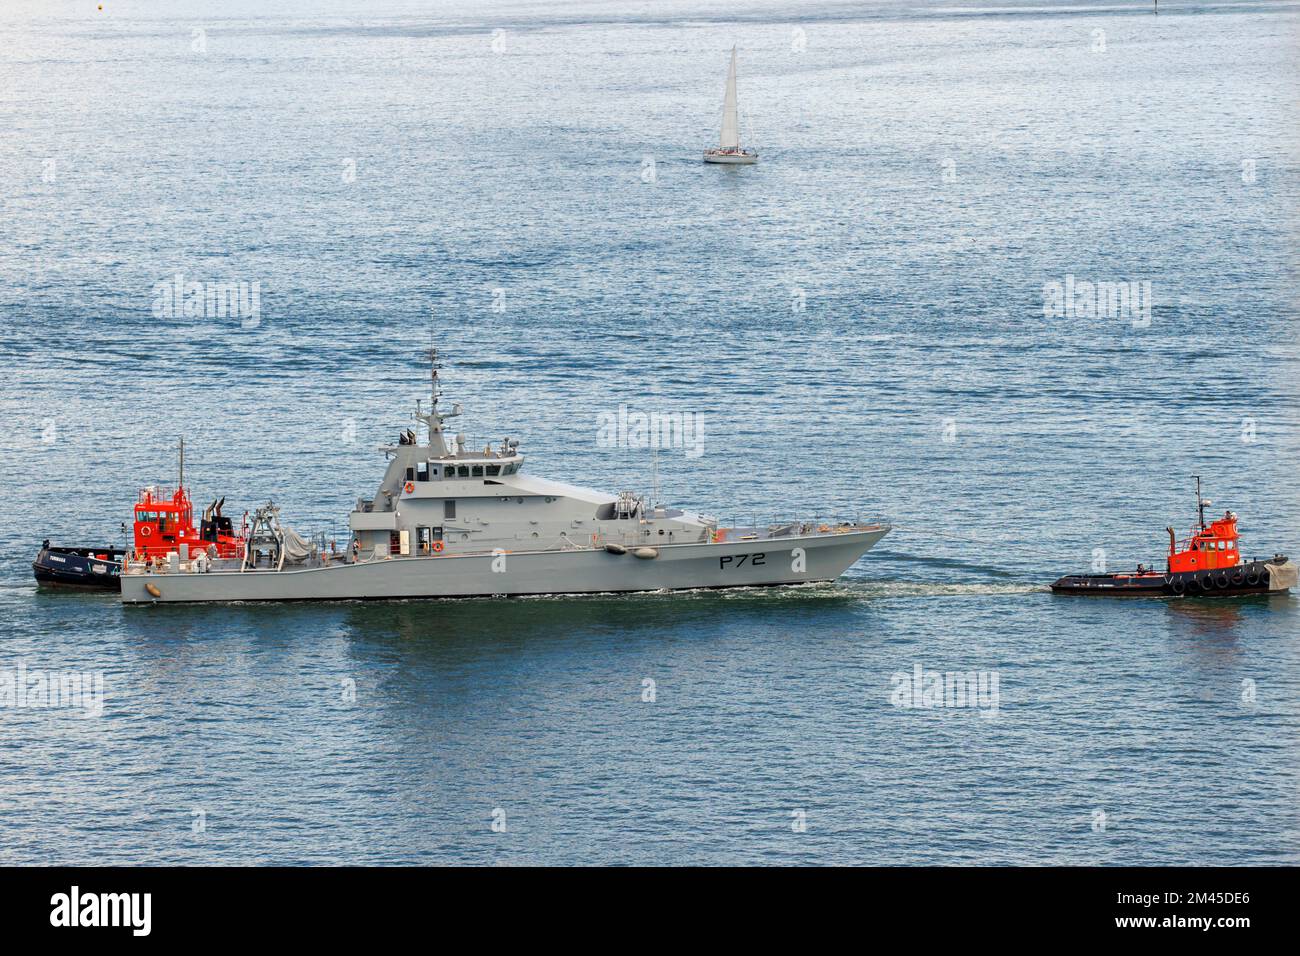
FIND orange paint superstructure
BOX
[1166,512,1240,574]
[133,486,243,560]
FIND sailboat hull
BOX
[703,150,758,165]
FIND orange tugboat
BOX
[33,441,244,589]
[1051,478,1296,597]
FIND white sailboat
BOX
[703,47,758,165]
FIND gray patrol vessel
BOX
[120,351,889,603]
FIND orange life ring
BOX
[432,540,444,554]
[403,481,415,494]
[139,525,152,537]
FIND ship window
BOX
[1217,540,1225,550]
[486,465,500,476]
[457,466,469,478]
[417,463,429,481]
[405,467,415,482]
[445,500,456,520]
[472,465,483,477]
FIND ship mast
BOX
[414,340,459,456]
[1195,475,1206,530]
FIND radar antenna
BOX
[428,333,442,410]
[413,335,460,456]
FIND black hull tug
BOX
[32,541,125,590]
[1052,478,1297,598]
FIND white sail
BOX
[719,47,740,149]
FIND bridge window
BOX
[457,466,470,478]
[486,465,500,476]
[405,466,415,482]
[471,465,483,477]
[417,462,429,481]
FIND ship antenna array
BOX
[1195,475,1206,530]
[428,338,441,407]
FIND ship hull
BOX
[1050,558,1295,598]
[703,150,757,165]
[32,546,124,590]
[120,528,888,604]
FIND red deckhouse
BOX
[132,486,243,560]
[1165,477,1241,575]
[1167,510,1240,575]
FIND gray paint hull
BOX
[120,529,888,604]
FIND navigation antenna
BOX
[428,335,441,409]
[179,436,185,490]
[414,334,461,455]
[651,447,660,508]
[1195,475,1207,530]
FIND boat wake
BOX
[845,580,1050,599]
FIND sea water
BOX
[0,0,1297,864]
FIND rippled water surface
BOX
[0,0,1297,865]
